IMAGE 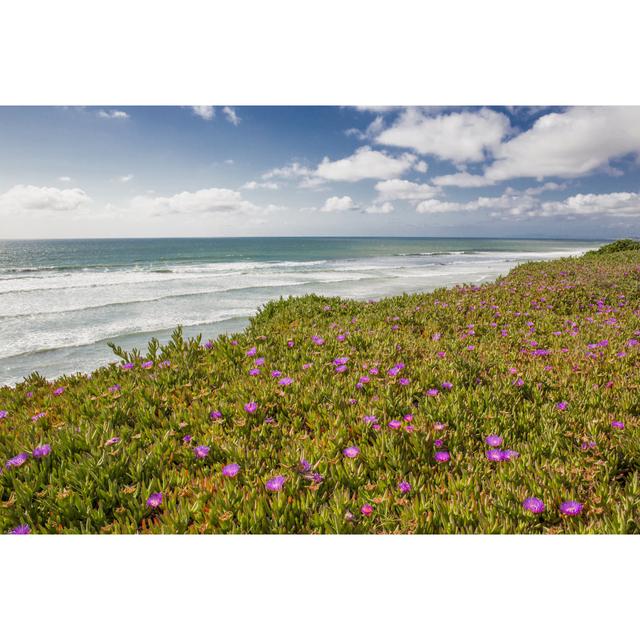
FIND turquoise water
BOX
[0,237,602,386]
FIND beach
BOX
[0,237,602,386]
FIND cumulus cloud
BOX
[130,188,264,217]
[192,106,215,120]
[97,109,130,120]
[374,179,440,201]
[345,115,386,141]
[118,174,134,183]
[223,106,240,126]
[58,176,72,182]
[315,146,422,182]
[321,195,358,212]
[376,107,510,163]
[542,191,640,217]
[262,162,313,180]
[414,187,640,218]
[365,202,394,214]
[241,180,279,190]
[0,185,91,213]
[484,106,640,182]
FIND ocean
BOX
[0,237,603,386]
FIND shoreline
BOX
[1,241,639,533]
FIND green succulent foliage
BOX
[1,242,639,534]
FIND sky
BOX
[0,105,639,239]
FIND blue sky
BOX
[0,105,639,239]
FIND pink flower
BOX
[244,402,258,413]
[361,504,374,516]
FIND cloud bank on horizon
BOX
[0,105,639,238]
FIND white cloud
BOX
[542,191,640,217]
[321,195,357,212]
[376,108,510,163]
[192,106,215,120]
[262,162,313,180]
[365,202,394,214]
[242,180,279,190]
[414,187,640,218]
[118,174,134,183]
[374,178,440,201]
[345,115,386,141]
[0,185,91,213]
[315,146,421,182]
[415,160,428,173]
[432,172,495,188]
[223,106,240,126]
[131,188,263,217]
[224,159,234,165]
[484,106,640,182]
[97,109,130,120]
[58,176,72,182]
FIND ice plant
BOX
[222,463,240,478]
[33,444,52,458]
[244,402,258,414]
[265,475,286,492]
[611,420,624,430]
[434,451,450,463]
[278,377,294,386]
[194,445,210,459]
[556,401,568,411]
[5,453,29,468]
[485,435,503,447]
[485,450,503,462]
[209,410,222,420]
[10,524,31,535]
[0,410,8,419]
[105,437,121,446]
[343,446,360,458]
[146,492,163,509]
[522,497,545,514]
[53,386,65,396]
[398,481,411,494]
[361,504,374,516]
[559,501,584,516]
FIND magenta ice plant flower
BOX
[611,420,624,430]
[361,504,374,516]
[33,444,52,458]
[244,402,258,414]
[10,524,31,535]
[522,497,545,514]
[146,492,163,509]
[398,481,411,494]
[343,446,360,458]
[194,445,210,459]
[53,386,65,396]
[434,451,451,463]
[210,410,222,420]
[485,434,503,447]
[559,501,583,516]
[0,410,7,420]
[5,453,29,468]
[265,475,286,491]
[485,449,503,462]
[556,401,568,411]
[105,437,121,446]
[388,420,402,430]
[278,377,294,386]
[222,463,240,477]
